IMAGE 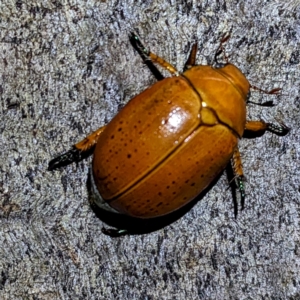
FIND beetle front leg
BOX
[245,120,289,136]
[48,125,106,170]
[231,147,245,213]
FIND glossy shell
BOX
[92,63,250,218]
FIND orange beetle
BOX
[49,34,288,236]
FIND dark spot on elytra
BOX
[156,202,163,207]
[158,192,162,196]
[166,186,170,189]
[172,181,176,184]
[172,191,176,195]
[113,177,117,181]
[118,128,122,132]
[124,143,127,146]
[191,182,195,186]
[139,131,142,134]
[185,179,189,183]
[127,154,131,158]
[111,135,114,139]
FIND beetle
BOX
[48,33,289,236]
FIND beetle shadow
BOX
[87,172,225,236]
[243,130,265,139]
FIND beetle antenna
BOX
[214,33,230,67]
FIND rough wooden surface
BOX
[1,1,300,299]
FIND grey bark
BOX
[1,1,300,299]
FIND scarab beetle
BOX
[49,33,288,236]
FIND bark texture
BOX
[1,1,300,299]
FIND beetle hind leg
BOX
[48,125,106,171]
[231,147,245,213]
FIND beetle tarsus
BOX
[236,176,245,210]
[266,122,290,136]
[129,33,164,81]
[247,100,275,107]
[101,227,129,237]
[48,146,83,171]
[129,32,150,58]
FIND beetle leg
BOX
[183,43,198,71]
[48,126,106,170]
[129,33,164,81]
[148,52,179,76]
[129,33,179,77]
[231,147,245,211]
[245,120,289,136]
[101,227,129,237]
[247,85,282,106]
